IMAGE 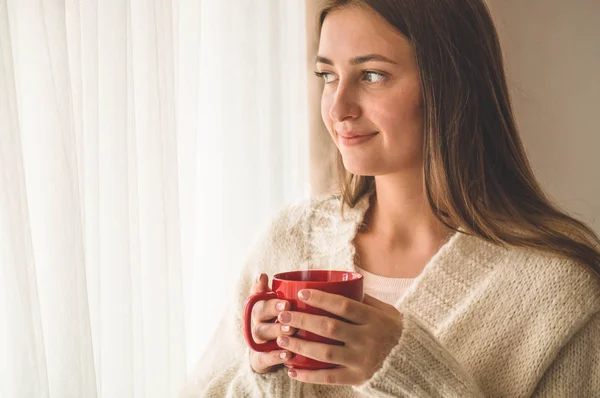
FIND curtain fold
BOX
[0,0,309,397]
[0,4,50,397]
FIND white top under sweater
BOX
[180,193,600,398]
[354,264,414,306]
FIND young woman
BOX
[180,0,600,396]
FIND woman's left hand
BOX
[276,289,404,386]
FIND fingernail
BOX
[256,274,263,282]
[278,312,291,324]
[298,290,310,301]
[278,336,289,347]
[276,302,285,311]
[279,351,288,359]
[288,369,297,378]
[281,325,290,333]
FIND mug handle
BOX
[243,291,280,352]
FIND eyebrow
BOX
[315,54,398,66]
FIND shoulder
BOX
[243,194,344,269]
[260,193,343,240]
[505,244,599,304]
[458,232,600,321]
[439,233,600,386]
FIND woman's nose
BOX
[328,85,361,122]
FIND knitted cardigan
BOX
[179,194,600,397]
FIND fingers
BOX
[276,311,356,343]
[250,274,291,323]
[276,335,356,368]
[362,293,396,313]
[250,349,294,374]
[250,273,269,295]
[249,273,297,342]
[250,274,270,324]
[248,274,296,375]
[252,297,291,323]
[297,289,372,325]
[250,274,280,322]
[252,320,298,343]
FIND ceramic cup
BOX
[243,269,363,370]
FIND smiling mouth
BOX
[338,132,379,146]
[340,132,379,138]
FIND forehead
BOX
[318,6,411,62]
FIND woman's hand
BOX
[275,289,404,386]
[248,274,298,374]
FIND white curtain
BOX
[0,0,309,396]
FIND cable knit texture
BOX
[179,194,600,398]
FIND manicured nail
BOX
[281,325,290,333]
[298,290,310,301]
[279,351,288,359]
[288,369,297,378]
[278,336,289,347]
[278,312,291,323]
[276,302,285,311]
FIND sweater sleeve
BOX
[532,311,600,396]
[178,204,314,398]
[353,312,485,398]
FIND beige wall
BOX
[488,0,600,233]
[306,0,600,234]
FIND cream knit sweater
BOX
[180,194,600,398]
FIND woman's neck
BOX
[364,173,453,252]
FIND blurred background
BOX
[0,0,598,397]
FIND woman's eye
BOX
[313,70,386,85]
[313,71,335,84]
[363,71,386,84]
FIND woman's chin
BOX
[341,160,380,177]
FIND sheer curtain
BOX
[0,0,309,397]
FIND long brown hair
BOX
[317,0,600,278]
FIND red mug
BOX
[243,269,363,370]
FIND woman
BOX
[180,0,600,396]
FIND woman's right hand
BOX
[249,273,297,374]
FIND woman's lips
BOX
[339,132,379,146]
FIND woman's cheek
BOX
[321,98,334,137]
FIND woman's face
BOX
[317,6,424,177]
